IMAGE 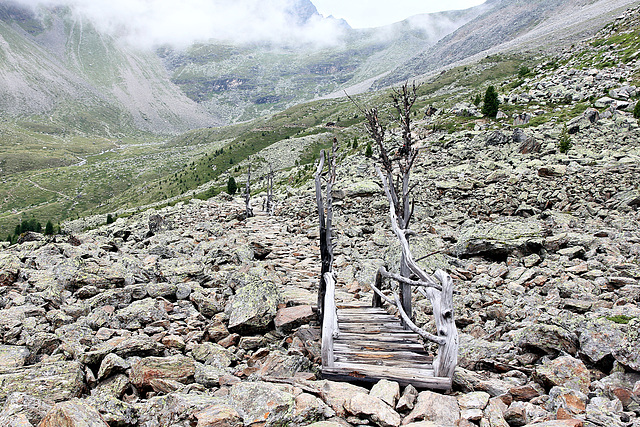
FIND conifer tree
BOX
[482,85,500,118]
[45,220,54,235]
[227,176,238,195]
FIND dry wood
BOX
[245,162,254,218]
[378,266,442,291]
[376,166,459,379]
[321,272,338,368]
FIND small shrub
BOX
[473,94,481,106]
[558,124,572,153]
[518,66,531,78]
[634,101,640,119]
[106,214,115,225]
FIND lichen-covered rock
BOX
[226,268,282,333]
[612,318,640,371]
[453,217,545,258]
[370,379,400,409]
[0,254,21,286]
[130,355,196,390]
[403,391,460,426]
[344,392,401,427]
[39,398,109,427]
[508,323,578,356]
[229,381,295,426]
[534,356,591,394]
[0,345,30,369]
[0,392,52,426]
[0,361,84,402]
[194,403,243,427]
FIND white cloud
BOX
[18,0,347,48]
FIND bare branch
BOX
[394,293,446,345]
[378,266,442,291]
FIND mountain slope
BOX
[374,0,640,88]
[0,2,216,134]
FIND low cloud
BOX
[16,0,347,48]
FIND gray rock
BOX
[344,392,401,427]
[229,381,295,426]
[370,379,400,409]
[226,268,282,333]
[0,392,52,426]
[0,361,85,403]
[453,217,544,258]
[403,391,460,426]
[39,399,109,427]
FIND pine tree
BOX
[482,86,500,118]
[365,142,373,157]
[227,176,238,195]
[45,220,54,235]
[634,101,640,120]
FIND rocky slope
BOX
[1,6,640,427]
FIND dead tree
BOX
[245,163,254,219]
[353,82,421,323]
[371,167,459,378]
[266,164,274,216]
[315,138,337,326]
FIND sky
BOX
[313,0,487,28]
[15,0,487,48]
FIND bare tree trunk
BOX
[315,138,337,325]
[245,163,253,219]
[266,164,274,216]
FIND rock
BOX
[136,392,227,426]
[403,391,460,426]
[509,323,578,356]
[504,401,549,426]
[585,396,626,427]
[0,345,30,369]
[315,380,369,417]
[252,350,311,378]
[370,379,400,409]
[130,355,196,390]
[454,367,514,397]
[396,384,418,412]
[0,392,52,426]
[274,305,314,333]
[534,356,590,394]
[226,268,282,333]
[0,254,21,286]
[481,397,509,427]
[192,342,233,367]
[522,421,583,427]
[39,399,109,427]
[453,217,544,258]
[509,383,545,402]
[592,371,640,414]
[0,361,84,402]
[87,393,138,426]
[577,317,624,364]
[611,318,640,371]
[193,404,243,427]
[116,297,167,329]
[228,381,295,426]
[548,386,587,418]
[485,130,511,145]
[344,392,401,427]
[97,353,129,380]
[458,391,490,421]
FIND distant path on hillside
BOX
[26,178,72,200]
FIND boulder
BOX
[193,404,243,427]
[39,399,109,427]
[0,254,21,286]
[0,392,52,426]
[453,217,544,258]
[274,305,314,333]
[0,345,30,369]
[226,268,282,333]
[0,361,84,402]
[509,323,578,356]
[229,381,295,426]
[344,392,401,427]
[370,379,400,409]
[534,356,590,394]
[130,355,196,390]
[403,391,460,426]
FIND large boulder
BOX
[226,267,282,333]
[229,382,295,426]
[39,399,109,427]
[0,361,85,402]
[453,217,545,258]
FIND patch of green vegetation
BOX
[606,315,636,324]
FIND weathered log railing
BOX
[321,272,338,368]
[370,167,459,378]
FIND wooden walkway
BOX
[321,300,452,391]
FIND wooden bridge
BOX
[320,271,457,391]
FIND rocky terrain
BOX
[1,5,640,427]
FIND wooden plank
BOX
[322,362,451,390]
[333,341,426,352]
